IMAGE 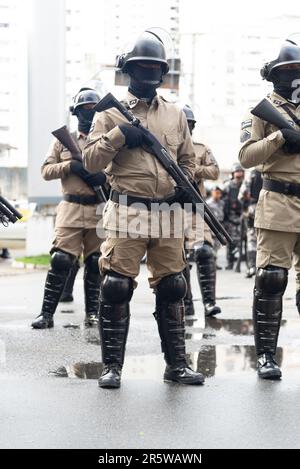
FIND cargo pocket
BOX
[99,238,117,273]
[256,247,272,269]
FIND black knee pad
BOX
[255,266,288,295]
[195,243,214,263]
[51,250,74,272]
[101,271,134,304]
[85,252,100,274]
[156,273,187,303]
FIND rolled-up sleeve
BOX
[83,111,125,173]
[41,139,71,181]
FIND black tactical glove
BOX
[119,124,145,149]
[70,160,88,178]
[70,160,106,187]
[281,129,300,154]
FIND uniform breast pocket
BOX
[164,132,183,159]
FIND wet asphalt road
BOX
[0,251,300,449]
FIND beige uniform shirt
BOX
[83,92,195,235]
[193,143,219,244]
[194,142,220,196]
[42,133,100,229]
[239,91,300,232]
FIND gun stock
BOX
[52,126,82,162]
[251,99,295,131]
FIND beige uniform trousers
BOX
[99,235,186,288]
[52,226,102,260]
[256,228,300,291]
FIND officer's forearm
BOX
[83,127,125,172]
[195,164,219,181]
[239,132,284,168]
[41,161,71,181]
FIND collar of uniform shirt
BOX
[126,90,163,109]
[269,91,292,107]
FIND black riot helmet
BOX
[70,89,100,115]
[182,104,196,135]
[261,39,300,81]
[116,30,169,75]
[182,104,196,123]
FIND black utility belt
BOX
[263,179,300,198]
[63,194,98,205]
[110,190,174,211]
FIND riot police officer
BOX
[223,163,245,270]
[182,105,222,317]
[84,30,204,388]
[32,89,107,329]
[239,37,300,379]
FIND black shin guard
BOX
[154,273,204,385]
[84,253,101,325]
[98,272,133,388]
[60,258,80,302]
[195,243,221,316]
[253,266,287,379]
[183,263,195,316]
[32,251,75,329]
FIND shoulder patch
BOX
[240,130,251,143]
[241,119,252,130]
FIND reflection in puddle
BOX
[52,316,299,381]
[205,318,254,336]
[186,317,288,341]
[195,345,283,377]
[50,344,298,381]
[49,362,103,379]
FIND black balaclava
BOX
[272,69,300,103]
[128,63,163,101]
[77,108,96,134]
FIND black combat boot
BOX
[245,251,256,278]
[60,258,80,302]
[183,263,195,316]
[84,253,101,326]
[98,272,133,389]
[154,274,205,385]
[32,251,74,329]
[296,290,300,315]
[253,266,288,380]
[195,244,221,317]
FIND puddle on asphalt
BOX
[50,345,296,380]
[51,316,300,380]
[185,317,290,340]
